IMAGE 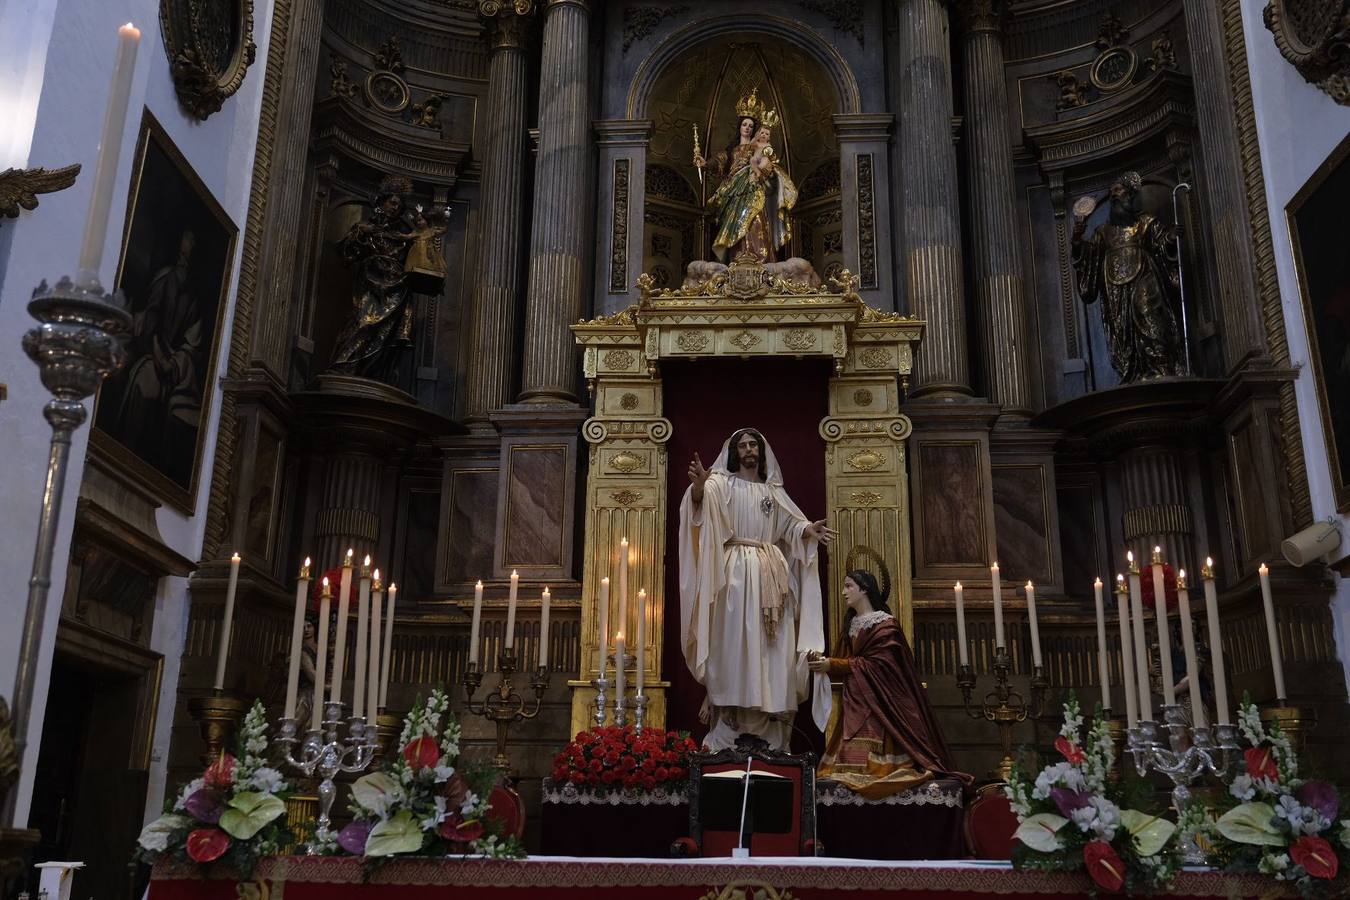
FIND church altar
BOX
[147,856,1273,899]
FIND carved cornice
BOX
[0,164,79,223]
[312,97,470,185]
[1264,0,1350,104]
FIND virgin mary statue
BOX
[695,88,798,263]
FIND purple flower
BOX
[1051,787,1092,818]
[184,788,224,825]
[1297,781,1340,822]
[337,818,374,855]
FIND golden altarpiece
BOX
[567,254,923,736]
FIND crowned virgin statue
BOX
[694,88,799,264]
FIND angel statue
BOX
[694,87,799,264]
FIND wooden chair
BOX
[963,783,1019,859]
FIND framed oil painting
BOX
[92,110,237,513]
[1289,131,1350,513]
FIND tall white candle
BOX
[380,583,397,710]
[1151,549,1176,708]
[213,553,242,692]
[78,23,140,278]
[1093,578,1110,713]
[635,588,647,696]
[1202,558,1230,725]
[284,557,311,719]
[331,550,354,707]
[613,632,626,708]
[1025,581,1043,667]
[469,580,484,667]
[1116,575,1138,728]
[619,538,630,639]
[505,570,519,650]
[991,562,1005,649]
[1258,563,1286,702]
[1175,571,1205,728]
[597,577,611,680]
[1127,552,1152,722]
[954,582,969,667]
[368,571,383,716]
[353,557,372,718]
[313,578,332,732]
[540,587,551,669]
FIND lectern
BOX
[688,738,817,857]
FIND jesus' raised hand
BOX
[805,519,837,546]
[688,453,710,503]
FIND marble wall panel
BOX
[503,446,568,569]
[992,464,1052,585]
[440,468,498,586]
[1057,480,1104,602]
[916,441,987,569]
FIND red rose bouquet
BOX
[550,725,697,796]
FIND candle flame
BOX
[323,576,330,586]
[1094,577,1102,585]
[372,568,380,580]
[621,537,629,544]
[476,579,483,587]
[601,576,609,584]
[1116,573,1125,583]
[346,548,354,560]
[991,561,999,569]
[955,581,962,589]
[231,552,240,561]
[1126,550,1134,562]
[389,583,397,591]
[1206,556,1214,567]
[638,588,646,596]
[120,23,140,38]
[616,631,624,640]
[510,569,518,578]
[304,556,311,567]
[1177,568,1187,589]
[364,554,371,566]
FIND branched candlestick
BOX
[957,647,1048,781]
[274,701,377,850]
[463,647,550,774]
[612,648,633,727]
[591,674,611,728]
[633,692,649,732]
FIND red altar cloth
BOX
[150,856,1273,900]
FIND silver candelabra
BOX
[274,701,378,849]
[590,648,648,731]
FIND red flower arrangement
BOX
[1139,563,1178,612]
[1054,736,1084,766]
[1084,840,1126,893]
[551,726,698,793]
[1291,836,1340,881]
[1244,746,1279,782]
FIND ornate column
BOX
[518,0,593,404]
[896,0,970,396]
[465,2,534,423]
[958,0,1033,416]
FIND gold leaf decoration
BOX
[845,448,887,471]
[610,451,643,473]
[610,489,643,506]
[850,490,883,506]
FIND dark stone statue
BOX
[1072,172,1185,383]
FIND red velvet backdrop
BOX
[660,358,832,752]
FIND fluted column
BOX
[466,5,533,421]
[518,0,592,404]
[896,0,970,396]
[959,1,1033,416]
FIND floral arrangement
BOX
[1006,696,1182,895]
[550,725,697,794]
[136,700,291,875]
[1196,698,1347,898]
[338,688,520,859]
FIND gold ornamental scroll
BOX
[569,256,923,737]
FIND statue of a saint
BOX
[1072,172,1185,383]
[678,428,834,751]
[694,88,798,263]
[329,176,447,384]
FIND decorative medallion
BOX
[364,37,411,114]
[676,330,710,352]
[610,159,630,292]
[602,349,635,370]
[1264,1,1350,105]
[611,451,643,473]
[730,330,762,352]
[1090,45,1138,92]
[619,393,639,410]
[610,489,643,506]
[0,164,80,223]
[160,0,257,120]
[849,490,883,507]
[783,329,817,351]
[845,448,887,471]
[853,388,873,407]
[859,347,892,369]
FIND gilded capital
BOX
[955,0,1003,33]
[479,0,534,15]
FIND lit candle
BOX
[597,577,611,680]
[1093,577,1110,714]
[283,557,312,719]
[380,583,397,710]
[1151,547,1176,708]
[469,580,484,667]
[78,23,141,279]
[368,570,383,716]
[635,588,647,696]
[1024,581,1042,667]
[619,538,630,638]
[353,556,372,718]
[540,587,551,669]
[613,631,626,708]
[1127,551,1152,722]
[1202,558,1229,725]
[213,553,242,692]
[1116,575,1138,728]
[505,570,519,650]
[313,578,332,731]
[331,549,354,707]
[991,562,1005,649]
[1258,563,1286,703]
[954,582,969,667]
[1175,570,1205,728]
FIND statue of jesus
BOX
[678,428,834,751]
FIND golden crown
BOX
[734,87,779,129]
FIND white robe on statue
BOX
[678,430,831,751]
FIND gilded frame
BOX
[91,109,238,515]
[1287,130,1350,513]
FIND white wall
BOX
[0,0,273,825]
[1239,8,1350,692]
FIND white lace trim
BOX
[815,780,963,808]
[848,610,893,638]
[541,779,689,806]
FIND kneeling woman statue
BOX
[808,570,970,799]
